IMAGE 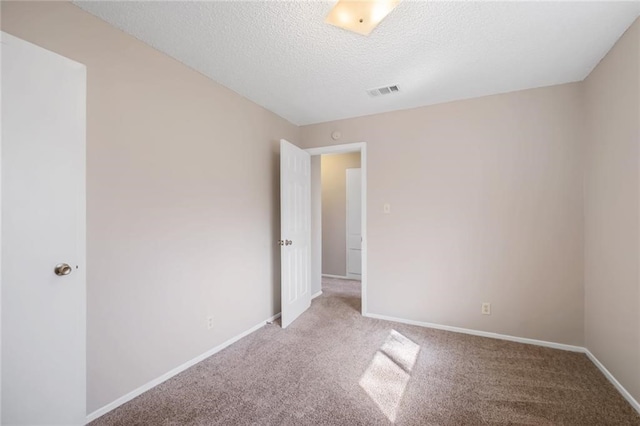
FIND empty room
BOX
[1,1,639,425]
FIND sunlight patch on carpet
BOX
[359,330,420,422]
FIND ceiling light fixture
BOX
[325,0,401,36]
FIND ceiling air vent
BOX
[367,84,400,97]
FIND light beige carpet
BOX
[91,277,640,425]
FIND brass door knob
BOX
[54,263,72,276]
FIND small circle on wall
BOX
[331,131,341,141]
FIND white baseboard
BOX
[363,313,584,352]
[85,312,282,424]
[364,312,640,414]
[584,349,640,413]
[322,274,348,279]
[311,290,323,299]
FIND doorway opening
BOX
[320,152,362,281]
[306,143,367,316]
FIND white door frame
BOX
[306,142,367,315]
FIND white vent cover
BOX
[367,84,400,97]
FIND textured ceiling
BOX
[74,1,640,125]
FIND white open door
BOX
[1,33,86,425]
[280,139,311,328]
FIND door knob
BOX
[54,263,72,276]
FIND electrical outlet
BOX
[481,303,491,315]
[207,316,214,329]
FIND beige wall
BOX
[302,83,585,346]
[584,18,640,403]
[0,1,299,413]
[321,153,361,276]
